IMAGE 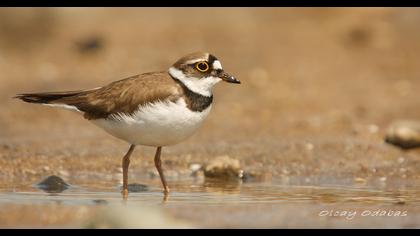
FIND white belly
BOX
[90,98,211,146]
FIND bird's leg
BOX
[121,144,136,199]
[154,146,170,194]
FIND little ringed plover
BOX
[15,52,240,198]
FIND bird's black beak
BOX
[219,71,240,84]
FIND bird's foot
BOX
[121,188,129,200]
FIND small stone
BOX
[92,199,108,205]
[58,170,70,178]
[385,120,420,149]
[241,171,257,182]
[76,35,103,53]
[148,170,159,179]
[395,199,406,205]
[379,177,387,182]
[126,183,149,193]
[1,143,11,150]
[190,163,203,177]
[281,168,290,175]
[36,175,70,193]
[26,169,37,175]
[189,163,202,172]
[42,166,50,171]
[238,170,244,179]
[354,177,367,183]
[397,157,405,164]
[191,170,204,179]
[305,143,314,151]
[368,124,379,133]
[203,155,243,180]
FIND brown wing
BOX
[16,72,183,120]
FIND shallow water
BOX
[0,176,419,228]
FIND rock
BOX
[126,183,149,193]
[385,120,420,149]
[36,175,70,193]
[354,177,367,184]
[189,163,202,173]
[76,35,104,53]
[148,170,159,179]
[190,163,204,178]
[92,199,108,205]
[58,170,70,178]
[397,157,405,164]
[203,155,243,180]
[395,199,406,205]
[367,124,379,133]
[305,143,314,151]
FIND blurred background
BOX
[0,8,419,228]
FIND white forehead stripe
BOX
[212,60,222,70]
[185,58,205,64]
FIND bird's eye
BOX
[195,62,209,72]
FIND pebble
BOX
[354,177,367,184]
[92,199,108,205]
[76,36,104,53]
[305,143,314,151]
[189,163,203,178]
[189,163,202,172]
[385,120,420,149]
[395,199,406,205]
[368,124,379,133]
[36,175,70,193]
[126,183,149,193]
[281,168,290,175]
[203,155,243,180]
[1,144,11,150]
[397,157,405,164]
[379,177,387,182]
[26,169,37,175]
[148,170,159,179]
[58,170,70,178]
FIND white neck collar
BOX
[168,67,221,97]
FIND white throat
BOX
[168,67,221,97]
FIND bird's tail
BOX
[14,91,85,104]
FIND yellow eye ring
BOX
[195,61,209,72]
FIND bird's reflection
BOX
[201,178,242,194]
[119,177,243,202]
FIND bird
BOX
[15,52,240,198]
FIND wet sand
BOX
[0,8,420,228]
